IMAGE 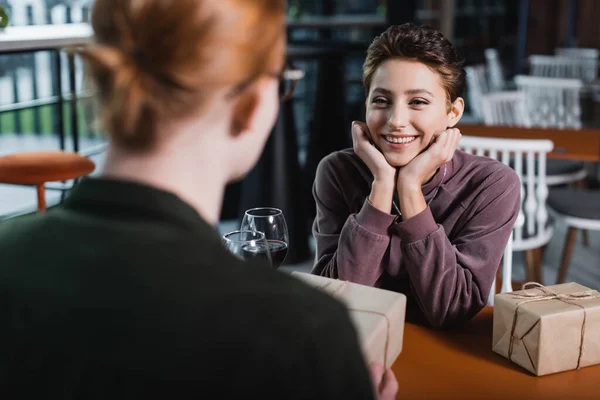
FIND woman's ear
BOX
[446,97,465,128]
[230,89,260,138]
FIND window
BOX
[0,0,100,154]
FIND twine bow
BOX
[316,281,392,367]
[508,282,600,370]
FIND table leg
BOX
[36,184,46,212]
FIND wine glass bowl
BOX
[241,207,289,269]
[222,230,272,267]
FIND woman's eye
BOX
[372,97,389,105]
[410,99,429,106]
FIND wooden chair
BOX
[459,136,555,303]
[0,151,96,212]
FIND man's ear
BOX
[447,97,465,128]
[230,89,260,138]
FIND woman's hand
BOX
[395,128,461,220]
[369,363,399,400]
[352,121,397,214]
[352,121,396,184]
[397,128,461,190]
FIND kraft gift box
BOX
[493,282,600,376]
[291,272,406,369]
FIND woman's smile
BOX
[381,134,420,149]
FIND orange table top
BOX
[458,123,600,163]
[392,307,600,400]
[0,151,95,185]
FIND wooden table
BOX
[458,124,600,162]
[393,307,599,399]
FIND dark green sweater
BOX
[0,178,373,399]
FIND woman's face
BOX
[366,58,457,167]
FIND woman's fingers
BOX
[352,121,372,150]
[441,128,461,163]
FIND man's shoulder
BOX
[0,212,48,250]
[238,268,351,323]
[0,209,355,335]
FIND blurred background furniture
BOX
[459,135,554,288]
[528,55,598,85]
[513,75,583,129]
[459,124,600,163]
[0,150,95,211]
[0,5,101,217]
[556,47,600,60]
[465,65,490,122]
[481,79,587,187]
[484,48,511,92]
[481,90,530,127]
[547,188,600,283]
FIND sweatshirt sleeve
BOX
[391,168,521,328]
[310,156,396,286]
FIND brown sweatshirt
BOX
[311,149,520,328]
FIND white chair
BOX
[481,91,531,127]
[514,75,583,129]
[514,76,590,247]
[556,48,600,60]
[554,49,599,83]
[484,48,514,92]
[554,48,600,101]
[481,87,586,187]
[465,65,490,122]
[528,55,598,84]
[459,136,555,304]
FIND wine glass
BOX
[241,207,289,269]
[222,230,272,267]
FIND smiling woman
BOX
[311,23,521,329]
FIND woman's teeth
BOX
[385,135,416,144]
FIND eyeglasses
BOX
[227,62,305,102]
[276,65,305,102]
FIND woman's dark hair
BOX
[363,23,466,104]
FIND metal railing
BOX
[0,0,102,153]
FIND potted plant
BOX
[0,6,9,31]
[288,0,303,20]
[377,1,387,17]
